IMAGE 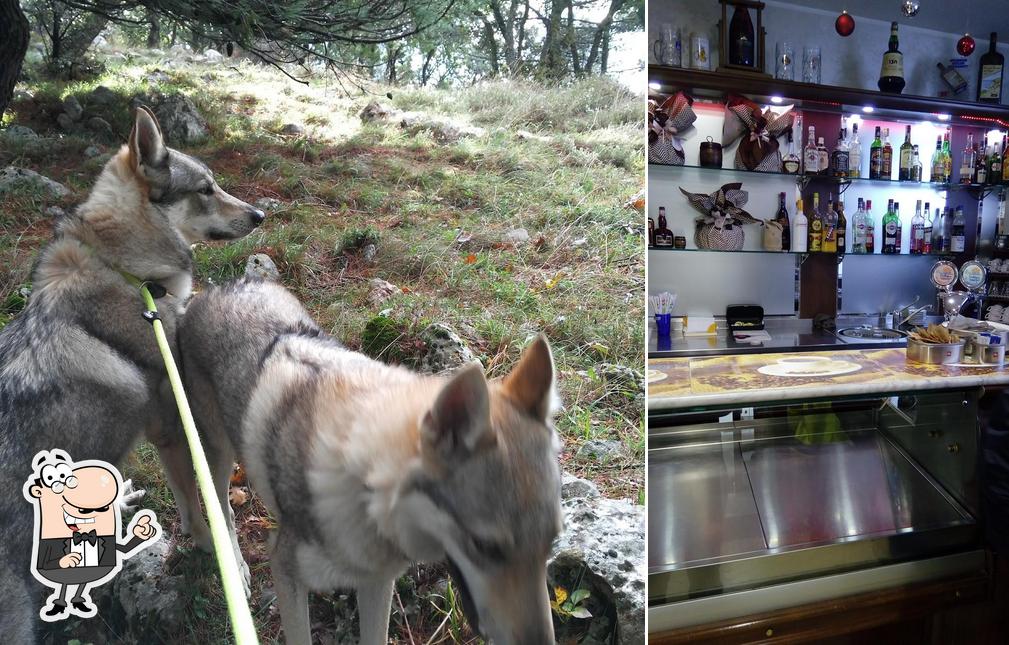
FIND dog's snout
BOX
[249,209,266,225]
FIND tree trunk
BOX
[0,0,29,120]
[539,0,567,78]
[146,9,162,48]
[421,48,436,86]
[601,30,610,73]
[51,6,63,66]
[585,0,623,74]
[566,0,580,75]
[482,17,500,76]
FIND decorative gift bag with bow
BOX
[680,182,761,251]
[722,95,794,172]
[648,92,696,165]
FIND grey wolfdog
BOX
[179,278,562,644]
[0,106,264,642]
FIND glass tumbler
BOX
[775,41,795,80]
[802,46,821,84]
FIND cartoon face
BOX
[29,465,119,539]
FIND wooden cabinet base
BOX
[649,572,1004,644]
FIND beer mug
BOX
[653,24,681,67]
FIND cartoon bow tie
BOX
[72,530,98,546]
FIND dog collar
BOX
[117,270,168,300]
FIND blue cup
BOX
[656,313,672,337]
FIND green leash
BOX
[123,272,259,644]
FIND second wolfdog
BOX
[179,278,562,644]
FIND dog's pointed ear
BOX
[502,334,556,422]
[128,106,167,172]
[421,362,494,465]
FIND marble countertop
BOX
[648,348,1009,411]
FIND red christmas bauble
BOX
[958,33,976,56]
[835,10,855,37]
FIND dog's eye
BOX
[469,535,506,563]
[200,184,214,195]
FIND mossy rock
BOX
[361,314,406,363]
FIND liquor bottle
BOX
[804,126,819,175]
[865,199,876,253]
[836,200,847,257]
[848,122,862,178]
[869,126,883,179]
[910,199,925,254]
[878,21,906,93]
[809,192,823,252]
[911,145,922,182]
[648,216,655,246]
[831,128,849,177]
[853,197,867,253]
[938,208,951,253]
[937,62,969,94]
[655,207,674,247]
[899,124,914,181]
[978,32,1005,103]
[923,201,933,253]
[783,129,801,174]
[882,128,893,180]
[951,206,966,252]
[793,197,808,253]
[988,137,996,182]
[882,199,899,254]
[777,192,791,251]
[728,5,756,67]
[895,201,903,253]
[931,136,944,183]
[997,189,1008,250]
[823,196,838,253]
[976,138,989,185]
[817,137,829,175]
[961,133,976,184]
[942,130,953,182]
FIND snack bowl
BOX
[907,338,966,364]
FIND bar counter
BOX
[648,347,1009,411]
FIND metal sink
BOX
[837,327,908,340]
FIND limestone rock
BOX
[152,93,209,143]
[576,439,625,464]
[84,145,102,158]
[549,495,645,645]
[244,253,280,281]
[0,167,70,198]
[420,323,477,374]
[368,278,400,306]
[56,113,75,131]
[562,472,600,500]
[113,539,187,636]
[280,123,305,136]
[203,48,224,62]
[88,85,118,105]
[503,228,530,246]
[254,197,284,212]
[2,125,37,140]
[62,95,84,122]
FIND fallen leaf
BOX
[230,463,246,485]
[544,270,565,289]
[464,254,477,264]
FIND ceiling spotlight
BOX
[770,95,783,104]
[862,105,875,113]
[937,113,951,121]
[902,1,920,17]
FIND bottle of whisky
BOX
[882,199,899,254]
[793,197,808,253]
[823,196,838,253]
[882,128,893,180]
[809,192,823,252]
[870,126,883,179]
[777,192,791,251]
[961,133,976,184]
[931,136,944,183]
[878,22,906,93]
[783,129,801,174]
[804,126,819,175]
[911,145,922,182]
[923,201,933,253]
[848,122,862,178]
[899,124,914,181]
[951,206,966,252]
[910,199,925,254]
[865,199,876,253]
[728,5,756,67]
[831,128,849,177]
[976,138,989,185]
[655,207,674,247]
[991,138,1004,183]
[978,32,1005,103]
[817,137,829,175]
[937,62,969,94]
[943,130,953,182]
[836,200,847,257]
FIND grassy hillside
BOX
[1,51,643,643]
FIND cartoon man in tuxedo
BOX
[23,449,161,620]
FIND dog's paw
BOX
[188,522,214,553]
[118,479,146,516]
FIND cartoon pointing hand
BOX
[132,513,158,541]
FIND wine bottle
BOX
[836,200,847,257]
[991,137,1003,183]
[783,129,801,174]
[881,128,893,180]
[869,126,883,179]
[777,192,791,252]
[931,136,944,183]
[878,22,906,93]
[898,124,913,181]
[865,199,875,253]
[728,5,755,67]
[937,62,968,94]
[978,32,1005,103]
